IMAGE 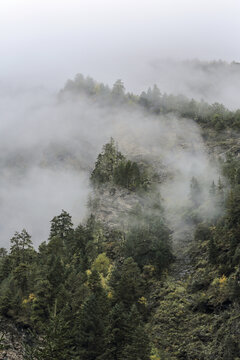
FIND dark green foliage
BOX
[222,154,240,185]
[114,159,142,190]
[0,288,12,316]
[69,215,106,271]
[31,279,53,325]
[0,255,11,281]
[101,302,129,360]
[208,237,218,264]
[0,248,7,258]
[211,307,240,360]
[25,309,74,360]
[77,293,108,359]
[1,204,162,358]
[91,138,149,191]
[226,185,240,227]
[194,224,211,242]
[75,271,110,360]
[10,229,35,267]
[13,263,30,294]
[124,207,173,274]
[91,138,124,185]
[47,256,65,291]
[190,176,202,208]
[235,167,240,184]
[101,301,150,360]
[119,305,150,360]
[49,209,73,241]
[110,258,144,309]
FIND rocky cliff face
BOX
[88,152,170,228]
[0,317,26,360]
[89,185,141,230]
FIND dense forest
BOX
[0,74,240,359]
[61,73,240,131]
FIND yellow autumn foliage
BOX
[107,291,113,299]
[219,275,227,286]
[86,269,92,277]
[22,293,36,305]
[138,296,147,305]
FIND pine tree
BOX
[235,167,240,184]
[226,186,240,227]
[100,302,129,360]
[101,303,150,360]
[75,271,110,360]
[208,238,218,264]
[120,305,150,360]
[110,258,144,310]
[217,177,225,207]
[10,229,34,266]
[13,262,30,294]
[31,279,53,326]
[91,138,124,185]
[190,176,202,208]
[209,180,216,196]
[49,210,73,241]
[26,307,74,360]
[112,79,125,100]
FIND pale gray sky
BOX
[0,0,240,90]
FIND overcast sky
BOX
[0,0,240,91]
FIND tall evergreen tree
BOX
[110,258,144,310]
[10,229,34,266]
[49,210,73,241]
[75,271,110,360]
[119,305,150,360]
[190,176,202,208]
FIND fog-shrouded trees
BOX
[91,138,150,191]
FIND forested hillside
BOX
[61,73,240,132]
[0,75,240,359]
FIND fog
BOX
[0,0,237,247]
[0,82,221,247]
[0,0,240,94]
[136,59,240,110]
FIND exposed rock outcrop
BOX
[0,317,26,360]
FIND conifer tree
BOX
[112,79,125,100]
[208,237,218,264]
[190,176,202,208]
[209,180,216,196]
[101,302,129,360]
[119,305,150,360]
[26,308,74,360]
[75,271,110,360]
[10,229,34,267]
[110,257,144,310]
[49,210,73,241]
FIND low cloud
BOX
[0,83,222,248]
